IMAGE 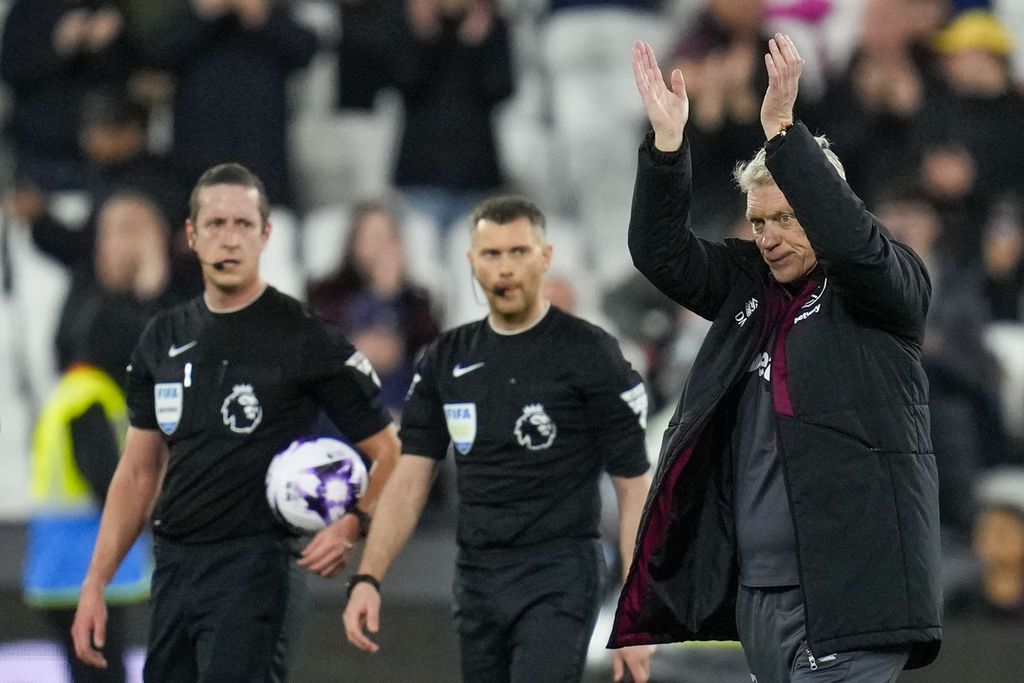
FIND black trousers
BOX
[143,533,308,683]
[453,538,603,683]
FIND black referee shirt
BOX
[400,305,649,551]
[127,286,391,543]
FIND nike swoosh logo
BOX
[168,341,198,357]
[452,362,485,378]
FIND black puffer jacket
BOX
[608,123,942,669]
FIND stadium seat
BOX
[300,203,351,284]
[985,322,1024,441]
[0,214,69,518]
[263,208,304,300]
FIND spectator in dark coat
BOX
[0,0,134,190]
[54,191,173,371]
[388,0,514,232]
[981,194,1024,322]
[917,11,1024,232]
[8,94,199,305]
[806,0,945,206]
[664,0,778,239]
[143,0,318,208]
[335,0,403,111]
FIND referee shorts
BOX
[143,533,308,683]
[453,538,604,683]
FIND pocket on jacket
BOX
[776,417,912,641]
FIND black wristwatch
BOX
[347,573,380,598]
[346,507,372,538]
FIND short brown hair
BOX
[188,163,270,227]
[469,195,546,233]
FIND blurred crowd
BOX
[1,0,1023,635]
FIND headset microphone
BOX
[469,268,510,303]
[189,238,226,271]
[196,254,227,271]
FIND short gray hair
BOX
[733,135,846,194]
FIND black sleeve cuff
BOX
[643,130,687,166]
[764,121,804,153]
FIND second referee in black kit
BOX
[344,196,656,683]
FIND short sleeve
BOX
[583,332,650,478]
[126,318,159,430]
[397,341,450,460]
[303,321,392,443]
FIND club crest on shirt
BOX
[444,402,477,454]
[154,382,183,435]
[514,404,557,451]
[221,383,262,434]
[794,277,828,324]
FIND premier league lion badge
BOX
[514,404,557,451]
[221,383,263,434]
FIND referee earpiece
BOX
[470,265,510,305]
[470,265,486,306]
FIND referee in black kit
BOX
[71,163,400,681]
[344,196,656,682]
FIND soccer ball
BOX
[266,437,368,533]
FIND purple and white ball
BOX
[266,437,368,533]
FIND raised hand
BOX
[192,0,229,21]
[407,0,441,40]
[459,0,494,46]
[84,8,123,53]
[760,33,804,139]
[631,41,688,152]
[232,0,271,29]
[53,9,90,57]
